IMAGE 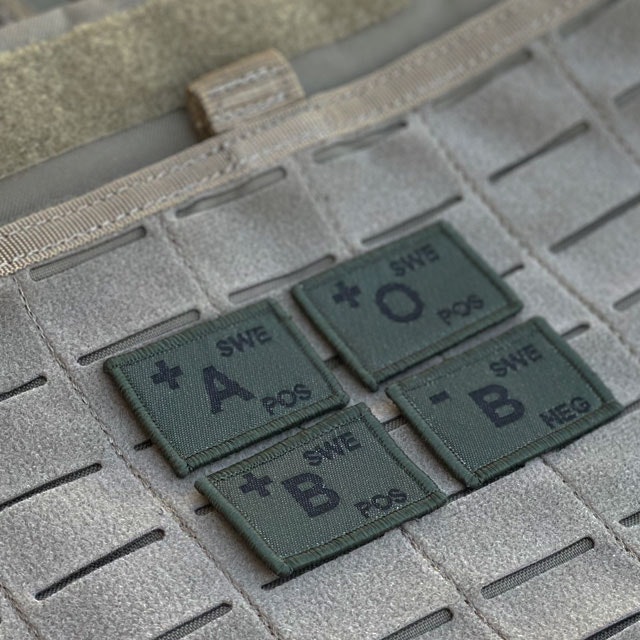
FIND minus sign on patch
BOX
[429,391,451,405]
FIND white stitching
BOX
[204,64,285,98]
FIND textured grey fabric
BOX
[3,4,640,637]
[406,461,640,640]
[546,410,640,556]
[15,217,205,358]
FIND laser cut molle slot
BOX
[488,122,590,184]
[153,603,232,640]
[30,227,146,281]
[194,504,214,516]
[561,323,591,341]
[615,82,640,110]
[0,463,101,514]
[228,255,336,305]
[584,610,640,640]
[614,288,640,313]
[383,416,408,433]
[551,192,640,254]
[500,263,525,279]
[134,440,153,451]
[35,528,165,600]
[0,375,46,403]
[432,49,533,111]
[362,195,463,247]
[620,510,640,528]
[312,121,407,164]
[559,0,623,37]
[323,355,341,371]
[382,608,453,639]
[481,537,594,599]
[78,309,201,365]
[175,168,286,217]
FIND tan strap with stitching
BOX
[0,0,600,278]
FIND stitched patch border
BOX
[293,221,522,390]
[104,299,348,477]
[387,317,623,488]
[196,403,445,576]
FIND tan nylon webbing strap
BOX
[0,0,599,278]
[186,48,305,139]
[0,0,406,180]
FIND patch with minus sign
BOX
[387,317,622,488]
[195,403,445,576]
[293,221,522,390]
[104,299,348,477]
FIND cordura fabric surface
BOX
[2,0,640,638]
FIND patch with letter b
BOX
[293,221,522,390]
[104,299,348,476]
[195,403,445,576]
[387,317,622,488]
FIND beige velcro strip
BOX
[187,48,305,139]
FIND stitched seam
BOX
[0,145,229,239]
[0,0,584,257]
[204,65,285,98]
[0,581,46,640]
[11,277,284,640]
[400,529,510,640]
[216,91,289,123]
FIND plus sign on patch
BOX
[293,221,522,390]
[104,299,348,476]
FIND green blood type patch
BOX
[195,403,445,576]
[104,300,348,476]
[293,221,522,390]
[387,317,622,488]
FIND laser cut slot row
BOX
[35,528,165,600]
[0,463,102,514]
[30,227,146,281]
[176,168,287,218]
[312,121,408,164]
[381,608,453,639]
[0,375,46,403]
[228,255,336,305]
[550,192,640,254]
[362,195,463,247]
[583,610,640,640]
[481,537,594,599]
[153,603,232,640]
[78,309,201,365]
[488,122,590,184]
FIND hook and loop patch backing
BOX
[195,403,445,576]
[104,299,348,476]
[387,317,622,488]
[293,221,522,390]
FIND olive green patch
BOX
[195,403,445,576]
[387,318,622,488]
[104,300,348,477]
[293,221,522,390]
